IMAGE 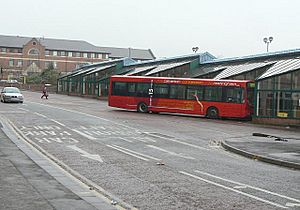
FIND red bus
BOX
[109,76,254,119]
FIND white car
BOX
[0,87,24,103]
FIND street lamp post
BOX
[263,36,273,52]
[192,47,199,53]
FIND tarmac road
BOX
[0,90,299,210]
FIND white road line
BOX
[72,129,97,140]
[194,170,300,203]
[144,132,209,151]
[28,101,141,132]
[0,111,26,114]
[50,119,66,127]
[179,171,288,209]
[117,137,133,143]
[106,145,149,161]
[18,108,29,112]
[147,145,195,160]
[34,112,47,118]
[111,144,161,161]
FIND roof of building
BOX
[194,49,300,80]
[0,35,155,60]
[257,58,300,80]
[145,61,191,76]
[126,52,215,67]
[0,35,103,52]
[214,62,274,79]
[97,47,155,60]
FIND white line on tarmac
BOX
[50,119,66,127]
[144,132,209,151]
[111,144,161,161]
[28,101,141,132]
[194,170,300,203]
[147,145,195,160]
[72,129,97,140]
[179,171,288,209]
[107,144,161,161]
[18,108,30,112]
[106,144,149,161]
[34,112,47,118]
[117,137,133,143]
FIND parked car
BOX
[0,87,24,103]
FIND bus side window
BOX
[187,85,204,100]
[128,83,136,96]
[112,82,128,96]
[223,87,243,103]
[153,84,169,98]
[136,83,151,97]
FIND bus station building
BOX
[57,49,300,126]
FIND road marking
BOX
[106,144,149,161]
[144,132,209,151]
[117,137,133,143]
[0,111,26,114]
[34,112,47,118]
[179,171,288,209]
[50,119,66,127]
[194,170,300,203]
[111,144,161,161]
[67,145,103,162]
[107,144,161,161]
[28,101,141,132]
[286,203,300,207]
[147,145,195,160]
[18,108,29,112]
[72,129,97,140]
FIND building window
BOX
[9,59,14,67]
[61,51,66,56]
[83,53,88,58]
[32,41,37,45]
[102,54,109,59]
[257,91,274,117]
[292,70,300,90]
[53,62,57,69]
[28,48,39,55]
[17,48,22,53]
[16,60,23,67]
[1,48,6,53]
[45,50,50,55]
[275,73,291,90]
[75,52,81,57]
[8,48,15,53]
[68,52,72,57]
[91,53,95,58]
[53,51,58,56]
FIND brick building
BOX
[0,35,155,81]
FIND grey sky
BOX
[1,0,300,58]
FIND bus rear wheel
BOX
[207,107,219,119]
[137,102,148,113]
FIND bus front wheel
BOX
[137,102,148,113]
[206,107,219,119]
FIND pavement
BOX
[222,132,300,170]
[0,123,118,210]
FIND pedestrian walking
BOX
[41,86,48,99]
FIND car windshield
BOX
[3,88,20,93]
